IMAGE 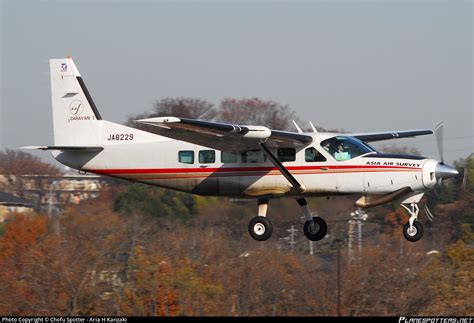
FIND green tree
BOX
[422,225,474,315]
[114,184,199,221]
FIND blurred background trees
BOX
[126,97,301,132]
[0,149,61,175]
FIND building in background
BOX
[0,173,106,215]
[0,191,34,222]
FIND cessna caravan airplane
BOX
[24,58,459,243]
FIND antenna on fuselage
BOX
[292,120,303,133]
[309,121,318,133]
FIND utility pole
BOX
[48,182,53,217]
[348,216,354,261]
[279,225,298,253]
[288,225,296,253]
[49,180,60,235]
[462,166,467,190]
[348,209,367,261]
[357,216,363,256]
[335,238,344,316]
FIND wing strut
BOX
[259,143,306,193]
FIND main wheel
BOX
[248,216,273,241]
[403,221,424,242]
[303,217,327,241]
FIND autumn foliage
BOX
[0,186,472,316]
[126,97,301,132]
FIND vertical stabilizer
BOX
[50,58,102,146]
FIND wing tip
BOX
[19,146,48,150]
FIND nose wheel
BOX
[403,221,424,242]
[401,202,424,242]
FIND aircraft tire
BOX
[248,216,273,241]
[303,217,327,241]
[403,221,424,242]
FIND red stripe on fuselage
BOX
[87,164,422,176]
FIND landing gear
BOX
[248,198,273,241]
[247,197,328,242]
[249,144,328,242]
[403,221,424,242]
[303,217,327,241]
[298,198,327,241]
[401,202,424,242]
[248,216,273,241]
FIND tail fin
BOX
[49,58,166,152]
[50,58,103,146]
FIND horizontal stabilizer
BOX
[20,146,103,152]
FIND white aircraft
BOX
[24,58,459,243]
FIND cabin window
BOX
[221,151,238,163]
[278,148,296,162]
[305,147,327,162]
[178,150,194,164]
[199,150,215,164]
[242,149,266,163]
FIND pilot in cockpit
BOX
[334,142,351,161]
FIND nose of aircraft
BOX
[435,163,459,180]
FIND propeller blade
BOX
[434,122,444,164]
[424,204,435,222]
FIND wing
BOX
[351,129,433,142]
[135,117,313,151]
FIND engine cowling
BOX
[422,159,439,189]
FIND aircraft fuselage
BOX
[53,132,438,200]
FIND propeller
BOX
[434,121,444,164]
[427,122,459,224]
[422,122,458,222]
[433,121,459,184]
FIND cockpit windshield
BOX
[320,136,376,161]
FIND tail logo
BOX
[67,100,94,123]
[70,100,84,116]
